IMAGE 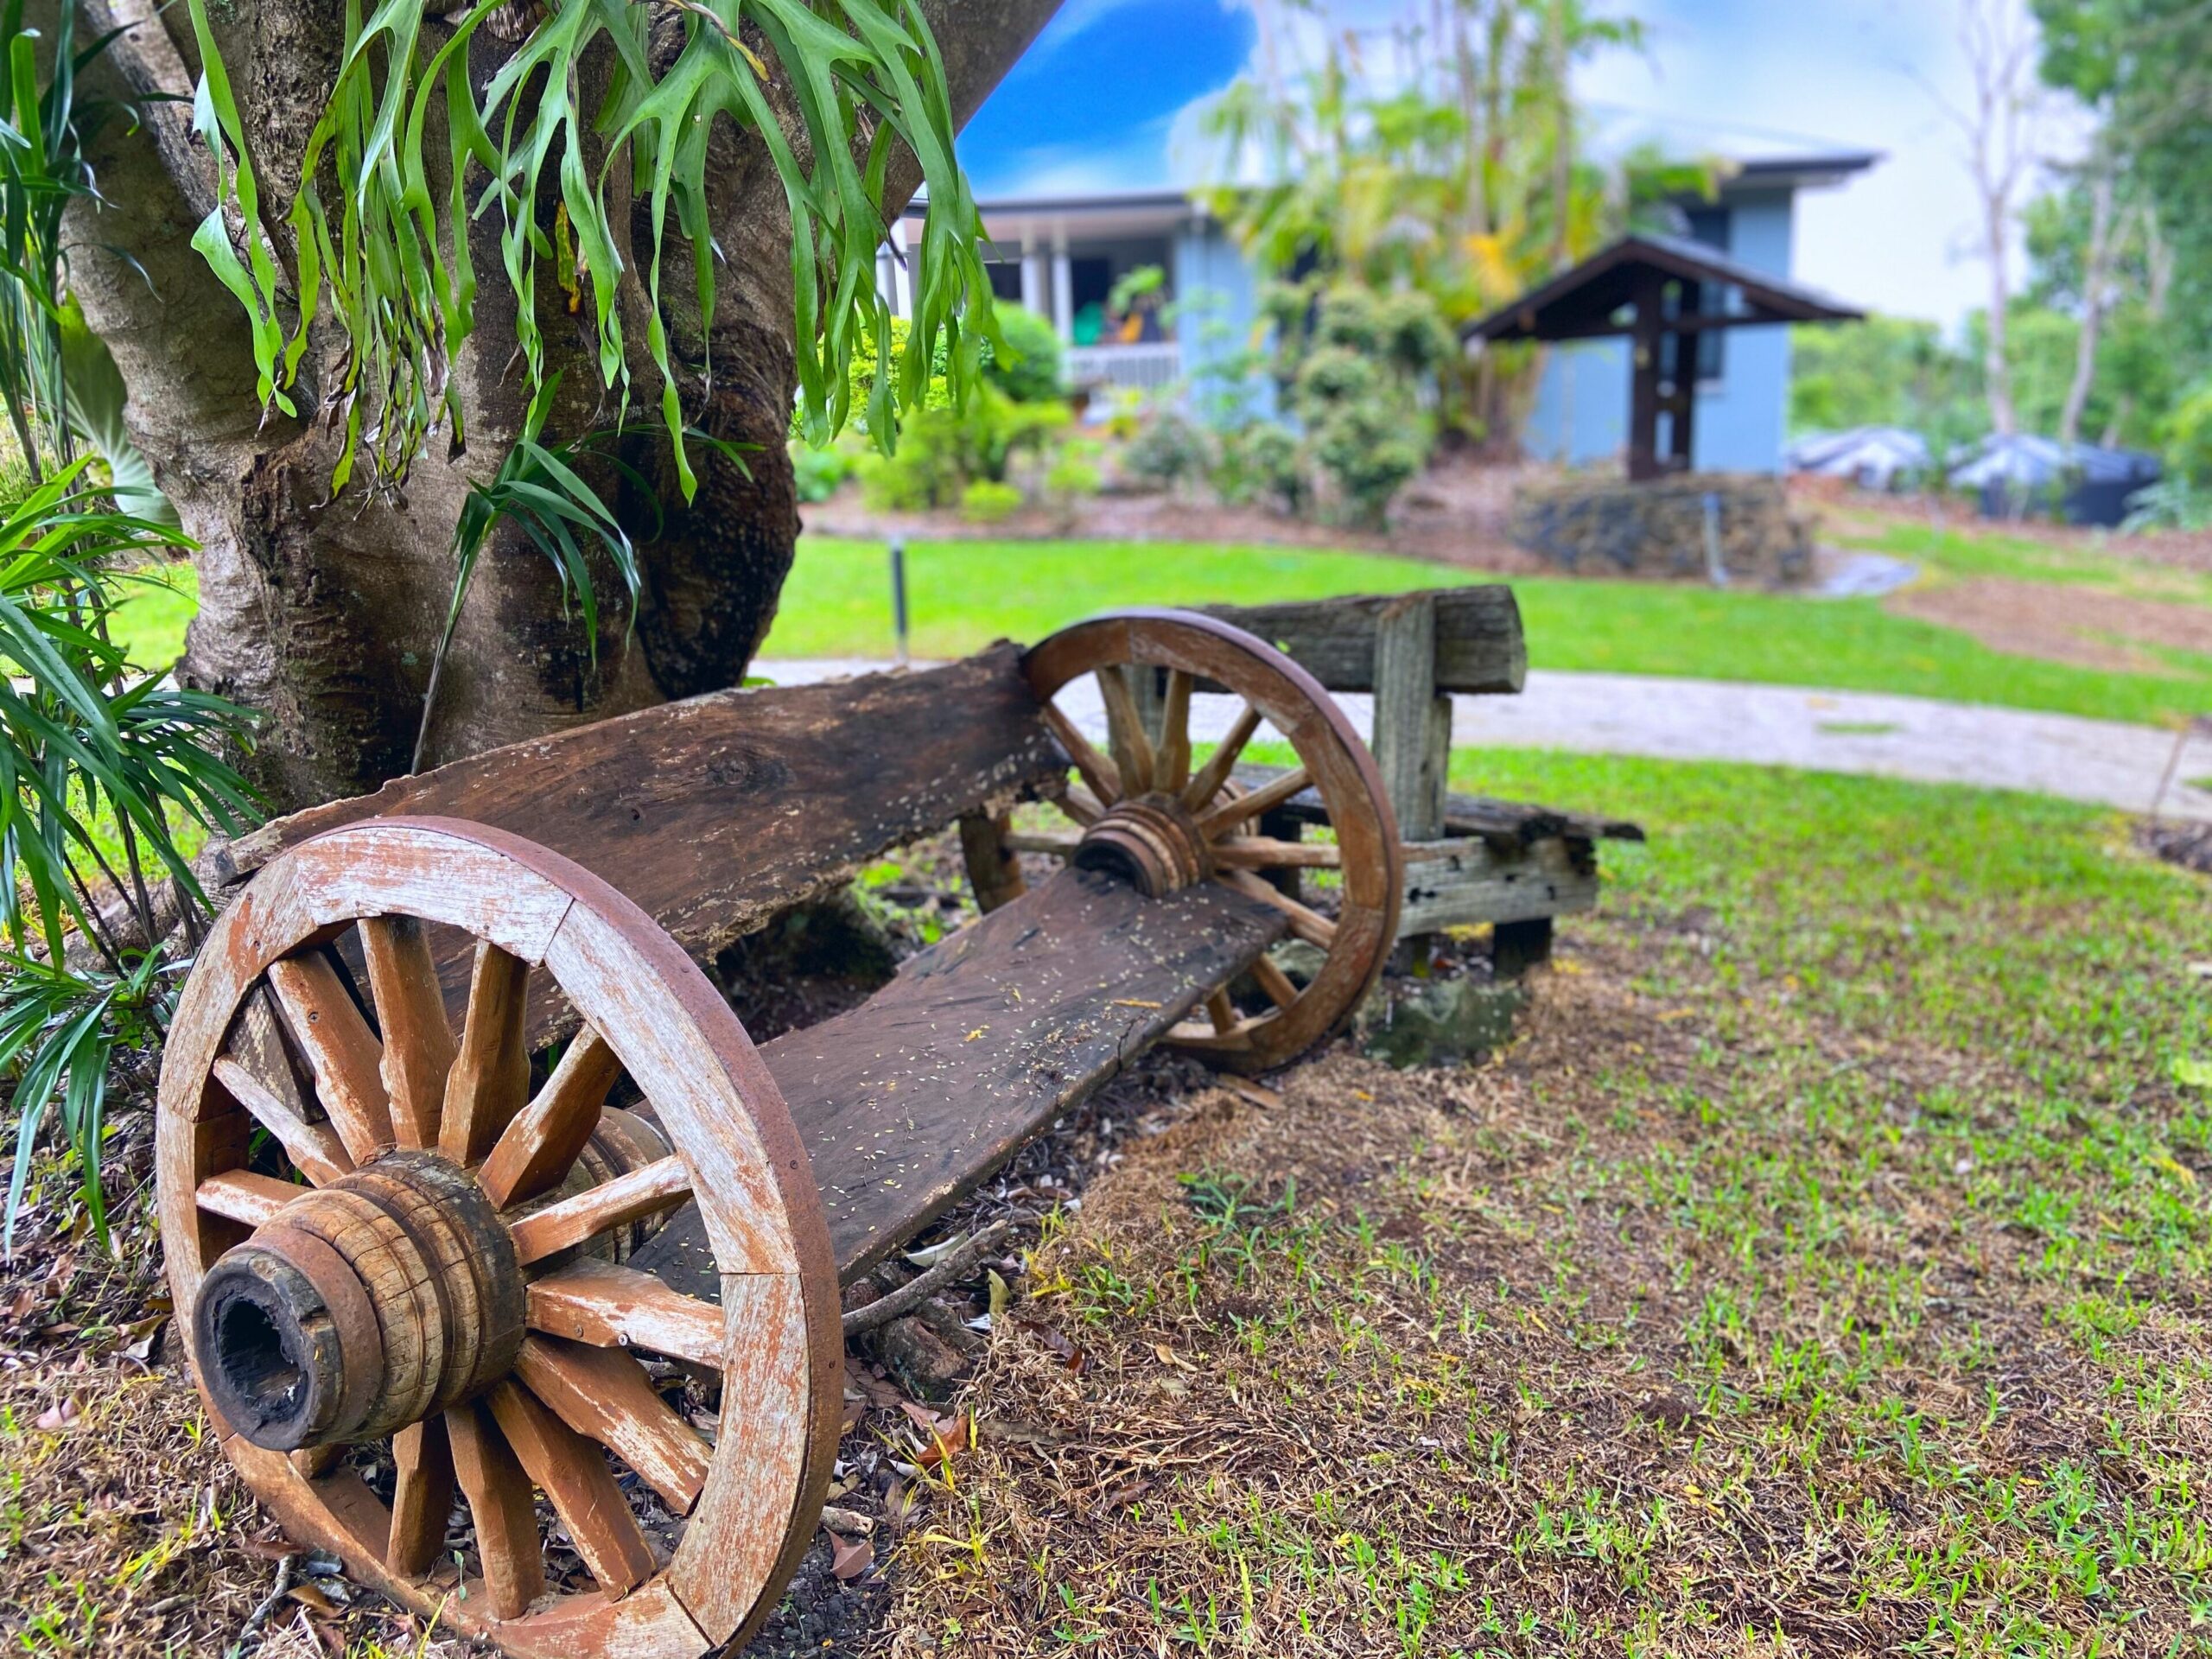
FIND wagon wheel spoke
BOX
[266,950,395,1162]
[359,916,457,1150]
[1179,702,1266,813]
[440,943,534,1166]
[487,1378,658,1597]
[388,1415,458,1579]
[212,1052,353,1186]
[1210,836,1340,870]
[515,1333,713,1516]
[479,1027,626,1210]
[1154,668,1194,794]
[525,1258,726,1370]
[1095,664,1155,795]
[1217,868,1338,950]
[1252,952,1303,1012]
[509,1154,692,1266]
[446,1400,546,1619]
[1053,784,1105,827]
[1040,699,1122,804]
[1194,765,1311,839]
[1205,989,1238,1036]
[194,1167,304,1225]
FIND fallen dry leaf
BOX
[830,1535,874,1580]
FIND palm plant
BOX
[0,7,260,1250]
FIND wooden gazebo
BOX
[1464,233,1863,482]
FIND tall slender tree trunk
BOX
[56,0,1057,815]
[2058,167,2116,448]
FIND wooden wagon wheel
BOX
[988,609,1402,1071]
[156,818,839,1658]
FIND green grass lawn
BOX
[769,535,2212,727]
[110,531,2212,728]
[901,750,2212,1652]
[1827,505,2212,604]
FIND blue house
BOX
[888,150,1876,473]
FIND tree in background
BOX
[1932,0,2047,439]
[53,0,1057,817]
[1200,0,1709,448]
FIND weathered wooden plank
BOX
[1200,586,1525,695]
[210,652,1063,1047]
[1370,593,1447,843]
[1398,836,1600,935]
[632,868,1287,1293]
[1234,763,1643,848]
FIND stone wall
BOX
[1508,473,1815,586]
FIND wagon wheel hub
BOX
[194,1150,524,1452]
[1072,791,1214,896]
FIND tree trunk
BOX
[2058,168,2116,449]
[60,0,1058,815]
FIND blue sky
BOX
[957,0,2085,330]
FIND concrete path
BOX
[758,658,2212,823]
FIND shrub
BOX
[790,439,855,504]
[1044,454,1103,501]
[1123,410,1211,490]
[982,304,1065,404]
[959,479,1023,523]
[856,385,1071,510]
[1213,421,1305,513]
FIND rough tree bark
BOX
[54,0,1058,814]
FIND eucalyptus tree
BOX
[53,0,1057,813]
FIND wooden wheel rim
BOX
[156,817,840,1658]
[1022,610,1403,1070]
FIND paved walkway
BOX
[759,658,2212,823]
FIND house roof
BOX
[1460,232,1864,343]
[1722,151,1881,193]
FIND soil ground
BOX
[4,751,2209,1656]
[1886,576,2212,675]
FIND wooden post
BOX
[1372,594,1447,842]
[957,810,1026,913]
[1372,594,1451,965]
[1627,268,1665,484]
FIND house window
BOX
[1682,207,1730,385]
[982,260,1023,303]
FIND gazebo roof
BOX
[1462,232,1863,344]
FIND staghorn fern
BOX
[179,0,995,500]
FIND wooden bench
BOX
[157,609,1408,1659]
[1199,585,1643,970]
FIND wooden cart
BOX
[158,609,1421,1657]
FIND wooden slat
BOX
[1399,835,1601,933]
[514,1334,713,1516]
[387,1416,456,1579]
[445,1402,544,1620]
[359,915,458,1150]
[477,1028,625,1210]
[1155,668,1194,793]
[440,944,532,1166]
[633,867,1287,1293]
[525,1259,726,1369]
[194,1169,301,1227]
[1198,586,1526,694]
[509,1155,691,1266]
[210,652,1064,1049]
[486,1380,657,1598]
[1236,763,1643,847]
[266,953,394,1162]
[211,1055,353,1186]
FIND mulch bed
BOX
[2138,816,2212,874]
